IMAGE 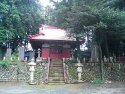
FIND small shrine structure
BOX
[30,25,83,59]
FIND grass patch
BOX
[91,79,106,84]
[0,60,9,68]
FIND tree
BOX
[0,0,44,52]
[50,0,125,58]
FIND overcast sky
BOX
[39,0,53,7]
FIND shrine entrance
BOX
[50,45,63,59]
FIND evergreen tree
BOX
[0,0,44,51]
[50,0,125,58]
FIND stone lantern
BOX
[28,58,36,84]
[36,48,42,64]
[76,59,83,82]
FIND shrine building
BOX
[30,25,83,59]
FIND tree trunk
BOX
[76,37,81,60]
[98,43,104,80]
[105,32,109,58]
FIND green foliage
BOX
[0,60,9,68]
[0,0,44,51]
[50,0,125,57]
[11,53,18,62]
[91,79,106,84]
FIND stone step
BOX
[48,80,65,83]
[49,70,64,74]
[51,66,63,68]
[51,62,62,65]
[51,59,62,61]
[50,64,63,66]
[49,68,63,71]
[48,59,64,84]
[49,72,64,77]
[49,67,63,69]
[48,83,65,85]
[51,62,63,64]
[49,66,63,69]
[52,61,62,63]
[49,77,64,81]
[50,65,63,67]
[49,71,64,74]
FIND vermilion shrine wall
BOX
[41,47,70,59]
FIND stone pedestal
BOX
[76,61,83,82]
[28,58,36,85]
[78,72,82,81]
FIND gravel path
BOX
[0,82,125,94]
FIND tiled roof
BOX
[30,25,76,41]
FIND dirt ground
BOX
[0,81,125,94]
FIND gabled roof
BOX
[30,25,76,41]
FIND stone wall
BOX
[34,63,48,84]
[0,60,49,84]
[65,60,125,83]
[0,64,28,81]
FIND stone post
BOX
[3,57,6,60]
[36,48,42,64]
[5,48,12,60]
[63,58,65,63]
[104,56,107,63]
[36,49,42,84]
[10,57,13,61]
[110,57,113,63]
[97,58,99,62]
[76,59,83,82]
[18,46,25,61]
[63,57,66,79]
[83,58,85,63]
[28,58,36,85]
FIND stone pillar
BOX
[83,58,85,63]
[3,57,6,60]
[5,48,12,60]
[18,46,25,61]
[76,59,83,82]
[103,56,107,63]
[91,44,99,62]
[63,58,65,63]
[28,58,36,85]
[36,49,42,64]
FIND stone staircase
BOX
[48,59,65,84]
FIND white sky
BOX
[39,0,53,7]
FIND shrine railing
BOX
[63,58,67,83]
[47,57,50,83]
